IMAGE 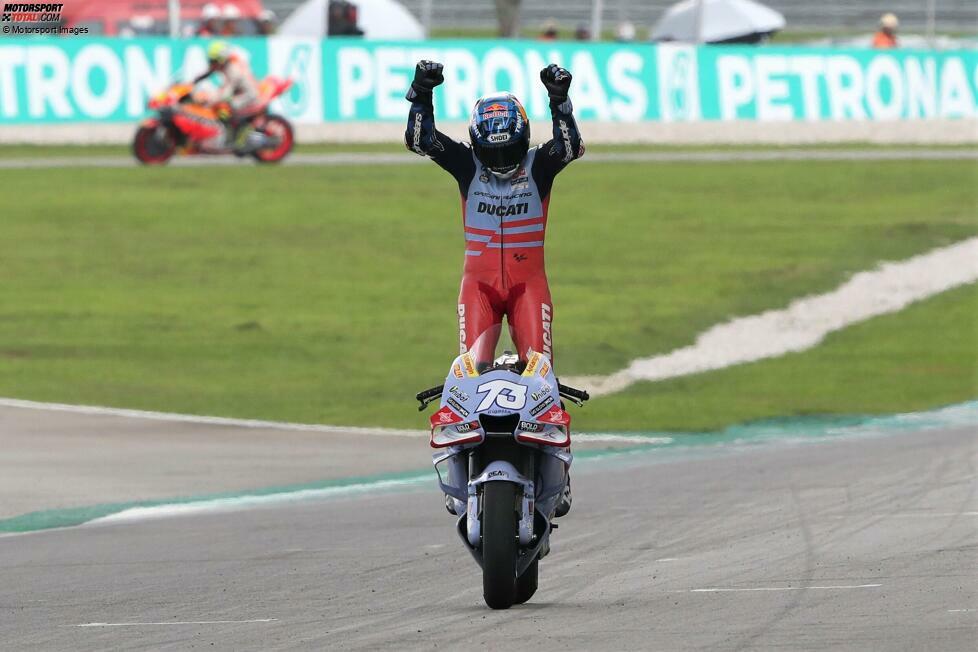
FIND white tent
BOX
[651,0,785,44]
[279,0,424,40]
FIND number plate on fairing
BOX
[430,349,570,448]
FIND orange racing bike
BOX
[133,77,294,164]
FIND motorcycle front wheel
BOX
[481,481,518,609]
[132,125,176,164]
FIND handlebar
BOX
[416,384,444,411]
[558,383,590,405]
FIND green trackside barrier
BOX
[0,37,975,124]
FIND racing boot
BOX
[232,124,259,156]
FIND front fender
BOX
[139,117,160,128]
[472,460,527,486]
[467,461,535,548]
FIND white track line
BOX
[0,148,975,169]
[74,619,277,627]
[84,476,433,526]
[0,397,422,437]
[0,397,672,445]
[565,238,978,396]
[684,584,882,593]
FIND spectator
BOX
[872,12,899,48]
[256,8,276,35]
[327,1,363,36]
[197,3,222,36]
[574,23,590,40]
[222,4,241,36]
[540,18,558,41]
[615,20,636,42]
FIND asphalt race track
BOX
[2,417,975,650]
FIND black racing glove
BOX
[540,64,572,102]
[406,60,444,101]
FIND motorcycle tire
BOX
[481,481,518,609]
[132,125,176,165]
[251,114,294,163]
[514,556,538,604]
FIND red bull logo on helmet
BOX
[480,101,512,120]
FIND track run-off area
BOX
[0,400,975,650]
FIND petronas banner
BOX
[0,37,975,124]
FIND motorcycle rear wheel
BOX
[251,114,294,163]
[481,481,518,609]
[132,125,176,164]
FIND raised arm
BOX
[532,64,585,198]
[404,60,476,187]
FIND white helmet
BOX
[880,13,899,30]
[222,4,241,19]
[201,3,220,20]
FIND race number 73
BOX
[476,380,527,412]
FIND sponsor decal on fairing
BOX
[447,397,470,417]
[529,395,555,416]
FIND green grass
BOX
[0,142,408,158]
[0,158,975,429]
[1,142,972,161]
[577,284,978,432]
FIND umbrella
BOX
[651,0,786,44]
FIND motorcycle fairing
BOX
[429,349,568,448]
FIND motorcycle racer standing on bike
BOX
[407,60,582,519]
[405,61,584,370]
[193,41,262,154]
[405,60,584,369]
